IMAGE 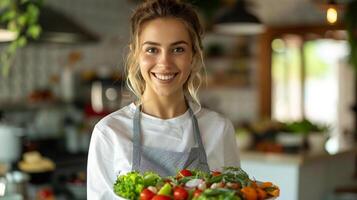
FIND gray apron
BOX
[132,105,210,176]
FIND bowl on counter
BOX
[65,171,86,200]
[17,151,56,185]
[66,182,86,200]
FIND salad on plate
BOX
[113,167,279,200]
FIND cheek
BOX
[139,55,155,72]
[180,55,193,73]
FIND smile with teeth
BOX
[152,73,177,81]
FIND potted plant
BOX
[0,0,43,76]
[306,122,330,154]
[276,120,310,151]
[277,119,329,153]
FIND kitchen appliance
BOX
[90,72,123,113]
[0,125,23,168]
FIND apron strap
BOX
[188,108,209,169]
[132,105,142,171]
[132,103,210,172]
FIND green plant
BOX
[0,0,43,77]
[345,0,357,74]
[283,119,329,135]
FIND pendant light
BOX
[326,1,338,24]
[213,0,264,35]
[314,0,344,25]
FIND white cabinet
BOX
[240,150,356,200]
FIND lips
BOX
[152,72,178,81]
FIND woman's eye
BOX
[146,47,158,53]
[173,47,185,53]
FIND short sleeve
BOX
[223,119,241,167]
[87,126,124,200]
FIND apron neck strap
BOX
[132,102,209,170]
[188,108,206,155]
[132,104,142,170]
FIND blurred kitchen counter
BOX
[240,149,357,200]
[240,148,357,165]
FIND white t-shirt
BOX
[87,102,240,200]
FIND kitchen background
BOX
[0,0,356,200]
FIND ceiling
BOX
[247,0,355,26]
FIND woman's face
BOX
[138,17,193,98]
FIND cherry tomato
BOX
[193,189,202,198]
[173,186,188,200]
[140,188,156,200]
[152,195,172,200]
[178,169,192,178]
[211,171,221,177]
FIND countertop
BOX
[240,148,357,165]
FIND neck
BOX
[140,93,187,119]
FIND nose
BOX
[157,51,172,67]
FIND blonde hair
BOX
[125,0,205,105]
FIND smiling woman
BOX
[138,18,193,113]
[127,3,206,109]
[86,1,241,199]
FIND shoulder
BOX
[196,107,231,125]
[93,103,136,141]
[96,103,135,129]
[195,106,234,135]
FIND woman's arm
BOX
[87,126,124,200]
[223,119,241,167]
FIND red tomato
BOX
[178,169,192,178]
[211,171,221,177]
[173,187,188,200]
[193,189,202,198]
[152,195,172,200]
[38,188,54,198]
[140,188,156,200]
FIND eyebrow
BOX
[142,40,189,46]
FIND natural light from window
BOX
[271,37,348,133]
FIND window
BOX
[271,34,349,133]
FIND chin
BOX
[154,87,181,98]
[155,90,174,97]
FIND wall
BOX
[0,0,260,125]
[0,0,135,103]
[200,33,260,124]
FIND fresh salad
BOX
[113,167,279,200]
